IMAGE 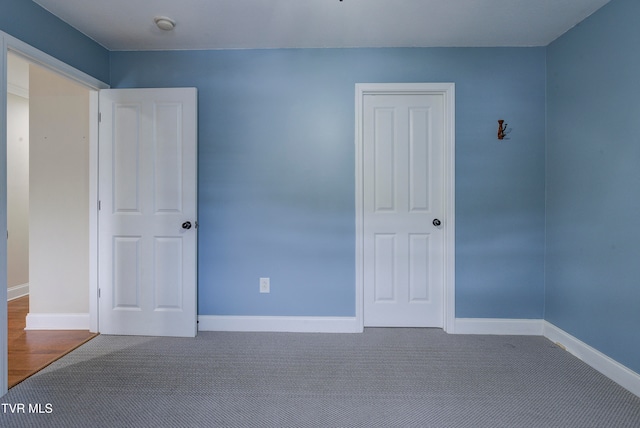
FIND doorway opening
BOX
[6,51,97,387]
[2,33,109,394]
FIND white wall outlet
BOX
[259,277,270,293]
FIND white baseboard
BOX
[199,316,542,335]
[25,313,90,330]
[452,318,544,335]
[544,321,640,398]
[8,283,29,301]
[196,315,639,398]
[198,315,362,333]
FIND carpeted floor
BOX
[1,328,639,427]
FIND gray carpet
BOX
[1,329,639,427]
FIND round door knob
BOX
[182,221,192,230]
[432,219,441,227]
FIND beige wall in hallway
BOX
[29,64,89,314]
[7,92,29,290]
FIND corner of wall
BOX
[544,321,640,398]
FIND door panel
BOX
[155,103,184,212]
[374,234,396,301]
[409,233,430,301]
[99,88,197,337]
[409,108,431,211]
[154,237,183,310]
[113,104,141,211]
[363,94,444,327]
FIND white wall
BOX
[7,93,29,291]
[28,63,89,314]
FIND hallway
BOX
[8,296,97,388]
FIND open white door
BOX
[98,88,197,337]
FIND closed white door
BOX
[363,93,444,327]
[98,88,197,337]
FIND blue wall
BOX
[0,0,109,83]
[546,0,640,374]
[111,48,547,318]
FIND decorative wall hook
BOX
[498,119,508,140]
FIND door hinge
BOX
[98,112,102,123]
[98,288,101,298]
[98,200,101,210]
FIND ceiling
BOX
[32,0,611,51]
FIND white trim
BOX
[198,315,362,333]
[355,83,456,332]
[453,318,544,335]
[1,32,11,395]
[7,283,29,301]
[25,313,90,330]
[544,321,640,398]
[444,318,640,398]
[88,91,99,333]
[4,33,107,91]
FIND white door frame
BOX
[0,31,108,395]
[355,83,456,333]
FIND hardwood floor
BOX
[8,296,98,388]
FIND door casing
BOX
[355,83,456,333]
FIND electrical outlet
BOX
[259,277,270,293]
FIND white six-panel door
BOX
[363,93,444,327]
[98,88,197,337]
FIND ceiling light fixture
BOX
[154,16,176,31]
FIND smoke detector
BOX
[154,16,176,31]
